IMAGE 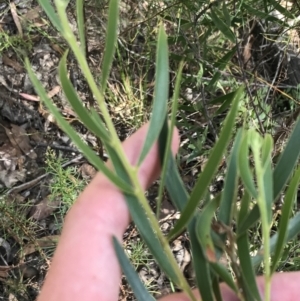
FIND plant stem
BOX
[55,2,196,300]
[251,132,271,301]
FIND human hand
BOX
[37,124,300,301]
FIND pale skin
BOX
[37,124,300,301]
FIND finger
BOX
[159,271,300,301]
[37,124,180,301]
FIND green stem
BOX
[251,136,271,301]
[54,2,195,300]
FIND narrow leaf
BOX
[238,132,258,199]
[208,48,236,89]
[58,52,110,142]
[237,233,262,301]
[156,62,183,216]
[37,0,62,32]
[168,87,243,240]
[210,262,238,294]
[240,118,300,234]
[76,0,86,57]
[271,166,300,273]
[138,25,169,164]
[237,190,251,226]
[196,197,220,262]
[210,9,235,42]
[218,129,242,226]
[269,0,294,18]
[162,154,215,301]
[242,3,286,22]
[101,0,119,92]
[252,212,300,268]
[26,58,132,194]
[189,219,215,301]
[108,144,193,298]
[273,118,300,200]
[113,237,155,301]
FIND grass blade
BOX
[138,25,169,164]
[167,87,243,241]
[112,237,155,301]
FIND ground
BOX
[0,0,300,300]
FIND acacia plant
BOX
[27,1,300,300]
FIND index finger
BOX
[37,124,180,301]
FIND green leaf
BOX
[273,118,300,200]
[252,212,300,268]
[237,190,251,226]
[138,25,169,164]
[189,219,215,301]
[210,262,238,294]
[76,0,86,57]
[208,48,236,90]
[239,118,300,234]
[268,0,294,19]
[218,129,242,226]
[210,9,235,42]
[113,237,155,301]
[238,132,258,199]
[261,134,273,167]
[196,197,220,262]
[242,3,286,22]
[123,193,187,292]
[162,154,215,301]
[164,159,188,211]
[210,91,236,105]
[108,143,193,297]
[58,52,110,142]
[209,91,236,115]
[168,87,243,241]
[101,0,119,92]
[222,2,232,26]
[259,134,274,225]
[237,233,262,301]
[37,0,62,32]
[156,62,183,216]
[271,165,300,273]
[237,205,260,236]
[212,277,223,301]
[25,58,132,194]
